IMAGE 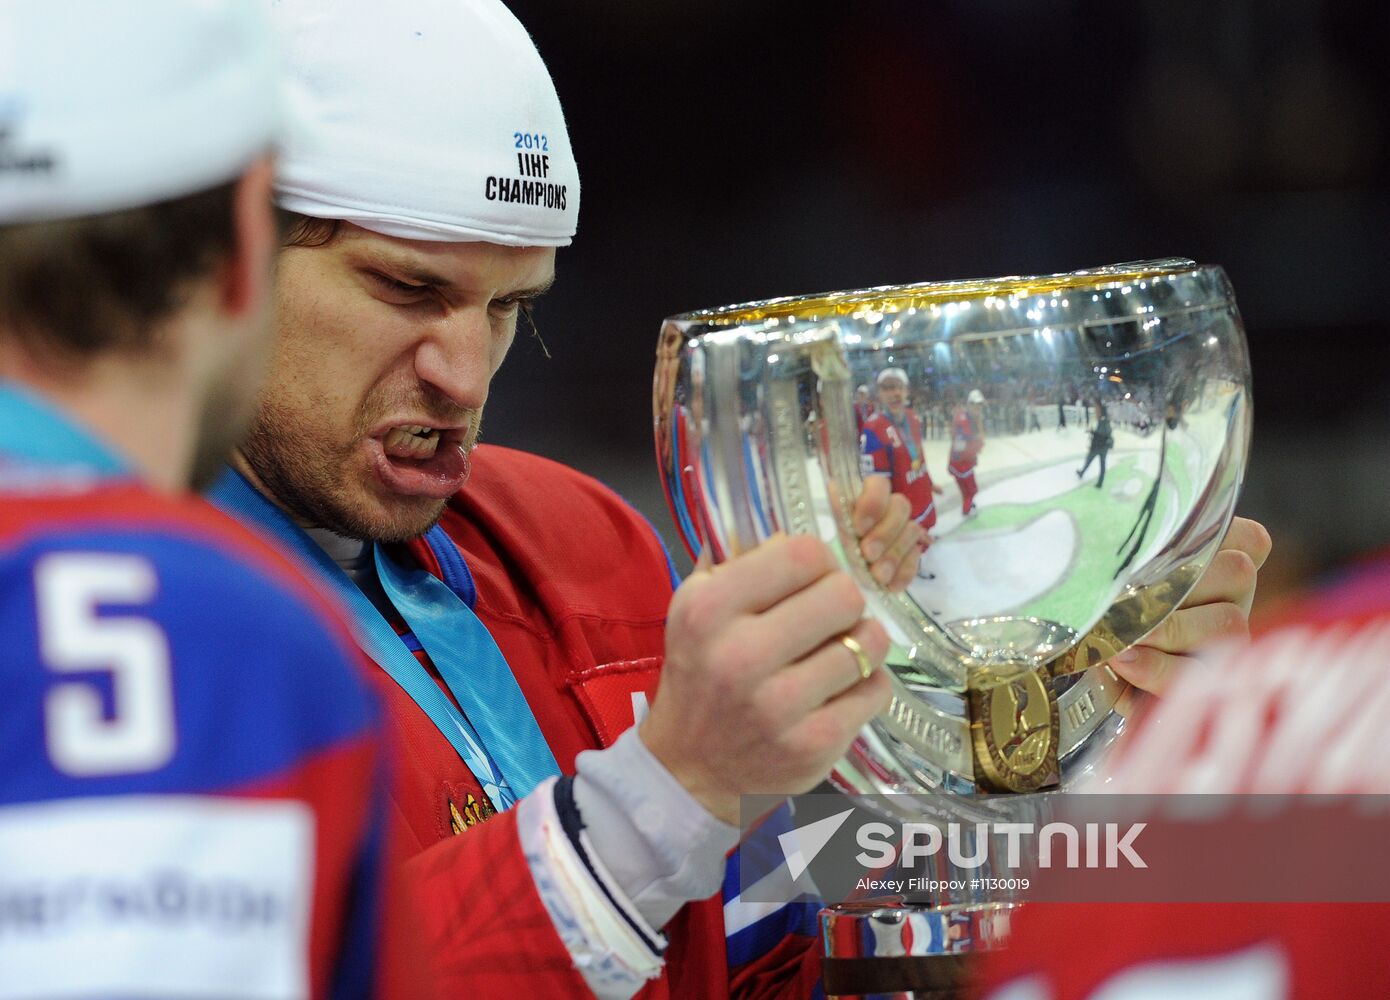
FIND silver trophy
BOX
[654,260,1251,995]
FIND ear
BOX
[217,155,277,319]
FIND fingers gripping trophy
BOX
[653,261,1251,994]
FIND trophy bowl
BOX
[655,259,1251,994]
[653,259,1251,800]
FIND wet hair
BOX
[277,209,339,248]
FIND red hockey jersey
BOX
[861,409,938,530]
[949,410,984,474]
[0,483,384,1000]
[977,555,1390,1000]
[378,445,821,998]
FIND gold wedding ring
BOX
[840,633,874,681]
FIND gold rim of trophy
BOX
[669,258,1199,328]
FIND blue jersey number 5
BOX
[35,553,176,776]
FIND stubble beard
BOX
[239,391,482,543]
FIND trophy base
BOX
[820,899,1018,999]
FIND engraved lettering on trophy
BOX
[1064,688,1097,732]
[770,387,813,536]
[1059,672,1124,756]
[889,696,962,756]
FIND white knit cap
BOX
[876,367,909,387]
[268,0,580,247]
[967,389,985,403]
[0,0,279,224]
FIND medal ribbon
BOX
[889,411,920,467]
[212,470,558,807]
[374,538,560,801]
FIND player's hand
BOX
[851,476,920,591]
[641,534,893,825]
[933,483,944,496]
[1109,517,1272,696]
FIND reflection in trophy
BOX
[653,261,1251,994]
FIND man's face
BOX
[239,223,555,541]
[877,378,906,416]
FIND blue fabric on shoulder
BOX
[0,382,129,476]
[210,469,533,809]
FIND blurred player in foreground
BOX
[971,524,1390,1000]
[0,4,385,996]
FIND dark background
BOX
[489,0,1390,621]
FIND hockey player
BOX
[970,523,1390,1000]
[0,4,388,996]
[211,2,1270,995]
[861,367,944,539]
[207,3,918,996]
[950,388,988,516]
[1076,401,1114,488]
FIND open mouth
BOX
[369,422,472,500]
[383,424,445,459]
